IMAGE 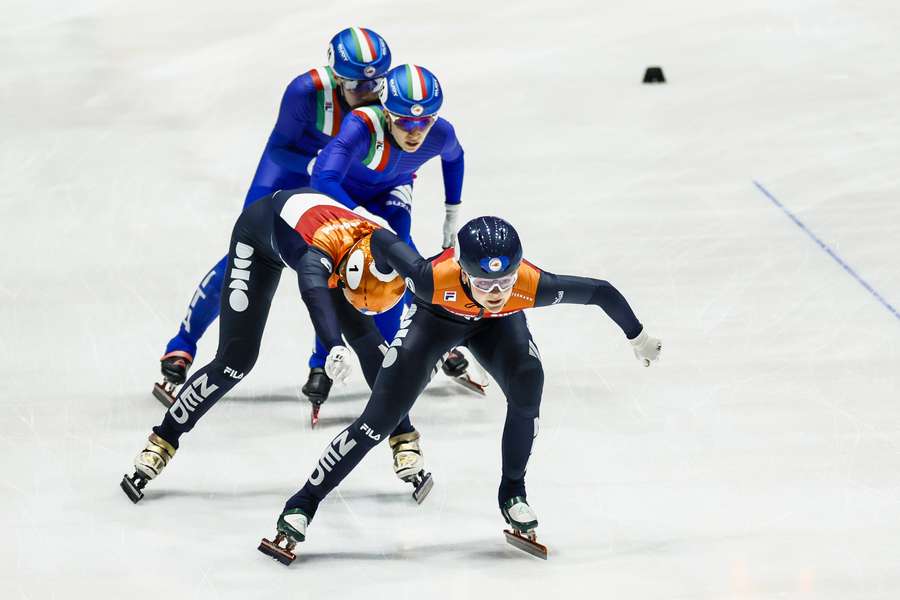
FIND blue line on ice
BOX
[753,180,900,323]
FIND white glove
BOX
[325,345,353,384]
[442,203,460,249]
[629,329,662,367]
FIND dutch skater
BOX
[259,216,663,564]
[154,27,393,405]
[306,62,486,397]
[123,191,434,504]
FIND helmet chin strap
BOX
[459,272,486,319]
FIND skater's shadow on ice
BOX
[225,390,371,404]
[146,487,287,501]
[332,490,418,505]
[224,393,299,404]
[421,383,483,399]
[297,539,524,563]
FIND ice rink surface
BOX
[3,1,899,598]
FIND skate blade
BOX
[412,472,434,505]
[310,404,320,428]
[258,538,296,565]
[152,383,176,408]
[450,374,487,396]
[504,529,548,560]
[120,475,144,503]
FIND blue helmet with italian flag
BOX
[327,27,391,81]
[379,64,443,117]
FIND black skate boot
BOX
[152,351,193,408]
[301,367,332,427]
[441,348,488,395]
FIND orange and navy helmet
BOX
[339,234,406,315]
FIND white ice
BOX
[2,1,899,598]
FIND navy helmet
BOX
[456,216,523,279]
[327,27,391,81]
[379,64,442,117]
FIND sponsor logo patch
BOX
[224,366,244,380]
[336,43,349,62]
[309,430,358,486]
[228,242,254,312]
[360,423,381,441]
[444,290,457,302]
[170,374,220,424]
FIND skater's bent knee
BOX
[506,362,543,412]
[212,344,260,378]
[512,361,544,390]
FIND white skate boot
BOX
[389,430,433,504]
[120,433,176,503]
[501,496,548,559]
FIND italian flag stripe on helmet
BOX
[405,64,427,100]
[351,27,376,62]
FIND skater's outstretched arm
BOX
[296,248,343,350]
[369,228,434,302]
[438,119,465,246]
[534,271,643,339]
[438,119,464,206]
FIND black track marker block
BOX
[643,66,666,83]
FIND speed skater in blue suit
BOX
[154,27,392,404]
[303,63,489,401]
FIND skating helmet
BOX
[327,28,391,82]
[379,64,442,117]
[455,216,523,286]
[339,234,406,315]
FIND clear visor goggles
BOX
[385,110,437,133]
[337,76,385,94]
[468,271,518,293]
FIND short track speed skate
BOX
[152,351,193,408]
[389,431,433,504]
[442,348,488,395]
[258,509,309,566]
[301,367,332,428]
[501,496,548,559]
[121,433,176,503]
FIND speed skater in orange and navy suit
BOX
[259,216,663,563]
[121,189,437,504]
